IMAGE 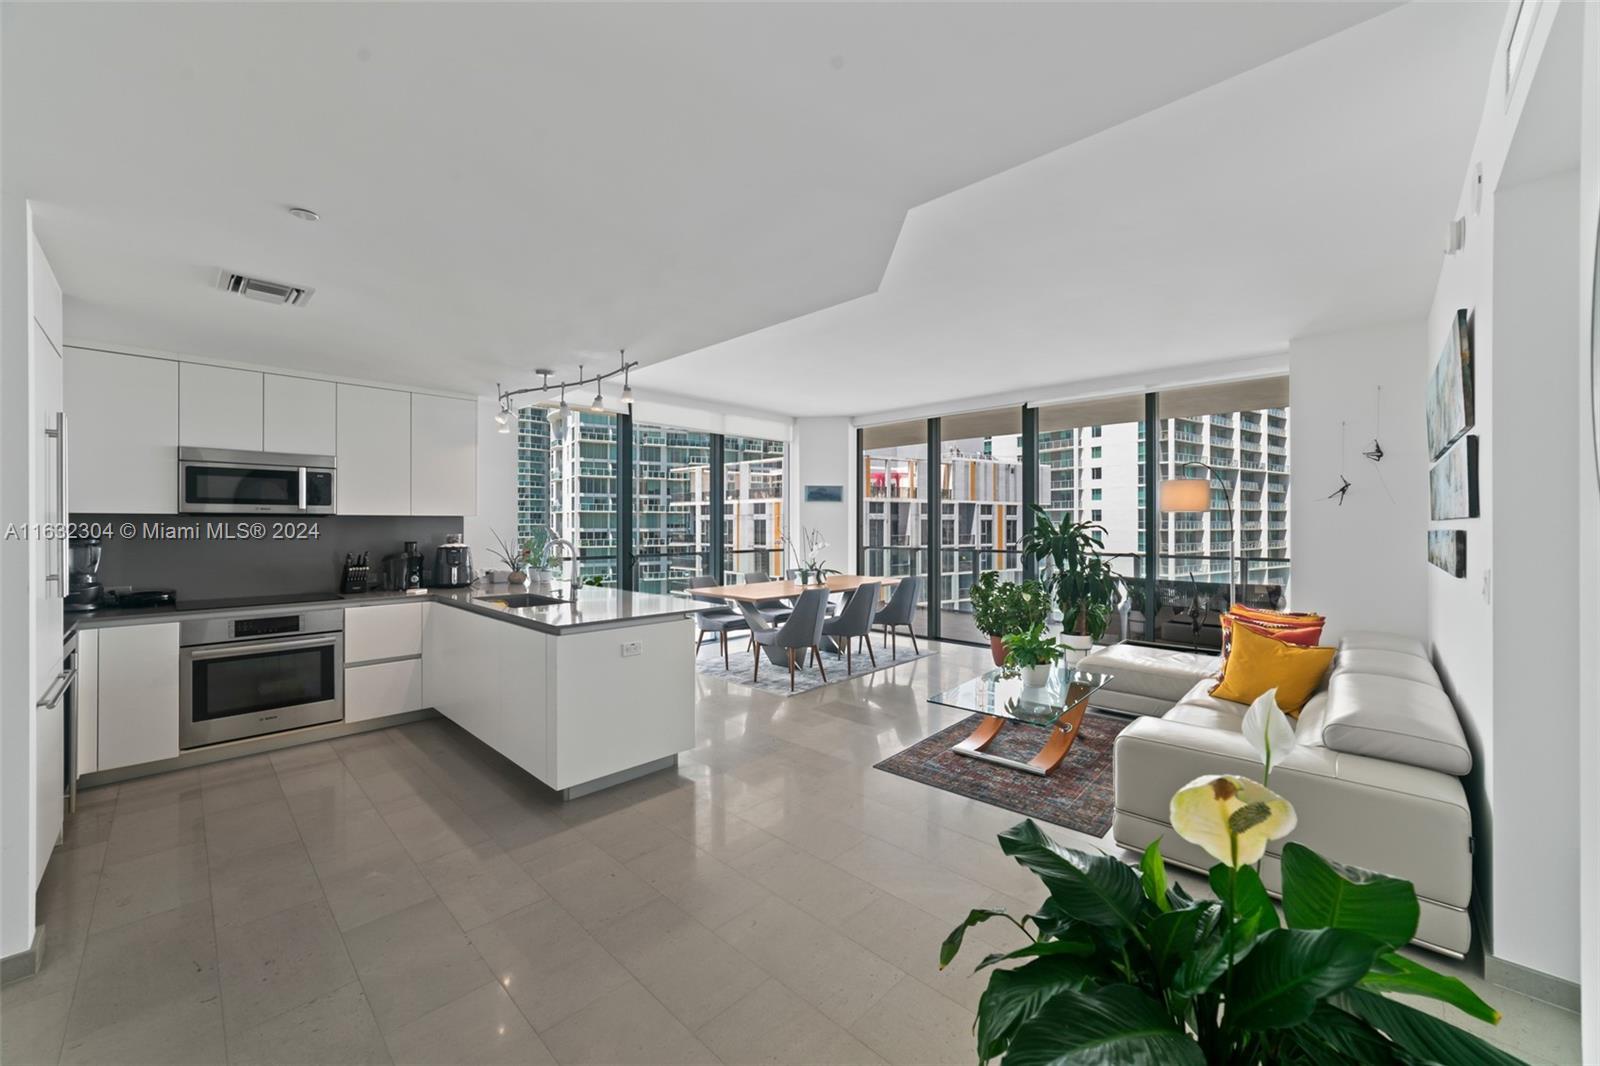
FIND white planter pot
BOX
[1059,632,1095,667]
[1021,663,1054,687]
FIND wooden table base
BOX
[951,692,1091,775]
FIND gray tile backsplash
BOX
[78,515,464,600]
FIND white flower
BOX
[1170,775,1297,867]
[1241,688,1297,784]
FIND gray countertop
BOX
[64,580,708,637]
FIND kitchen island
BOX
[420,584,705,798]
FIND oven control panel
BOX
[233,615,302,639]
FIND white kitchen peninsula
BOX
[421,586,702,799]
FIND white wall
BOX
[462,396,518,572]
[1579,5,1600,1054]
[1288,320,1429,641]
[791,417,855,572]
[1426,0,1583,990]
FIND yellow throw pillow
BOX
[1210,622,1336,716]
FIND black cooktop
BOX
[173,592,344,612]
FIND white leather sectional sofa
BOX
[1110,631,1476,956]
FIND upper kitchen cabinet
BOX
[263,374,336,456]
[64,348,179,513]
[179,362,263,451]
[410,393,477,516]
[337,383,411,514]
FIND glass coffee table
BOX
[928,666,1115,776]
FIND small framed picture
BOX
[804,484,844,503]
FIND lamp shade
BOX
[1159,477,1211,513]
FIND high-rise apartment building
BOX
[519,414,786,590]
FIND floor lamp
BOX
[1157,461,1236,611]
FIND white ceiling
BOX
[4,1,1402,398]
[639,1,1504,418]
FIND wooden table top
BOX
[691,574,902,603]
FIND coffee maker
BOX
[384,541,426,590]
[66,536,105,612]
[431,536,473,588]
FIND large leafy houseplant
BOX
[941,698,1515,1065]
[1022,506,1120,642]
[971,572,1051,666]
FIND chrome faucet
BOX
[546,537,580,603]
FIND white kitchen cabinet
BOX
[64,348,180,513]
[345,659,424,724]
[179,363,264,451]
[410,393,477,516]
[97,622,180,771]
[345,602,423,664]
[337,384,411,515]
[76,629,99,776]
[263,374,336,456]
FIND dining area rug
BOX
[695,638,931,696]
[874,709,1136,837]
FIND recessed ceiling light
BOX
[287,207,320,222]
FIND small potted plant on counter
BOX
[488,527,551,586]
[971,571,1051,667]
[1001,623,1060,687]
[1023,506,1120,665]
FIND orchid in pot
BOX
[940,689,1514,1064]
[782,527,839,585]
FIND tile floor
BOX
[0,641,1582,1065]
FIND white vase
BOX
[1021,663,1054,687]
[1059,632,1095,667]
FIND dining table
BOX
[687,574,903,663]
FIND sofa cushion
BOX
[1333,648,1440,688]
[1210,624,1335,714]
[1079,644,1220,703]
[1340,630,1428,659]
[1320,672,1472,775]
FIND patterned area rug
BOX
[875,709,1137,837]
[696,639,932,696]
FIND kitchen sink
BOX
[474,592,568,609]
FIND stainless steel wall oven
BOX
[179,608,343,749]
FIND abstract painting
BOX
[1427,529,1467,577]
[1426,308,1475,460]
[804,484,844,503]
[1429,435,1479,519]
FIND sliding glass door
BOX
[860,420,932,639]
[724,436,786,583]
[935,407,1025,645]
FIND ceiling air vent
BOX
[216,271,314,306]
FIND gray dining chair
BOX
[741,571,792,624]
[822,581,879,674]
[737,587,830,691]
[688,575,746,670]
[873,576,922,657]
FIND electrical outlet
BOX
[620,640,642,657]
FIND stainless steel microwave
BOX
[177,447,337,514]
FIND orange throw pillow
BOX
[1210,622,1335,715]
[1219,605,1325,665]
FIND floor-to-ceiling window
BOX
[724,436,785,582]
[632,422,713,593]
[1153,380,1291,635]
[936,407,1025,644]
[1036,394,1147,641]
[859,419,933,639]
[852,377,1289,650]
[546,408,621,586]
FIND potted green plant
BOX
[971,572,1051,667]
[1001,623,1061,687]
[1023,505,1121,665]
[939,691,1513,1065]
